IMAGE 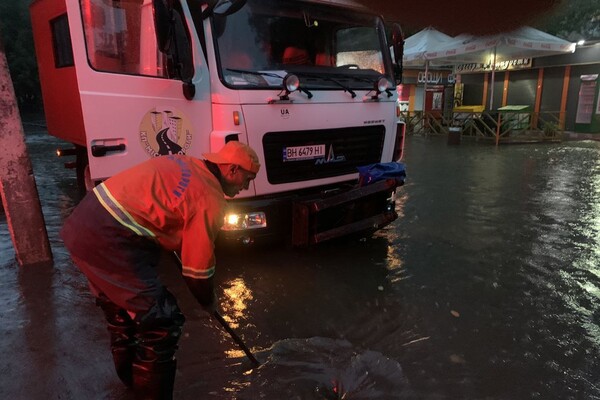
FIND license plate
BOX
[283,144,326,161]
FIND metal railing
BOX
[399,110,565,143]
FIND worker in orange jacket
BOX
[60,141,260,400]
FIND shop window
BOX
[575,75,598,124]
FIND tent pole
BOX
[490,46,499,146]
[423,60,429,135]
[423,60,429,110]
[489,46,496,111]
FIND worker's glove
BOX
[183,275,219,315]
[200,289,220,315]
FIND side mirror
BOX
[214,0,247,15]
[391,23,404,85]
[153,0,173,53]
[201,0,247,19]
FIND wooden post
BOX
[533,68,544,129]
[0,36,53,267]
[408,84,416,112]
[559,66,571,130]
[489,47,497,110]
[482,73,489,109]
[502,71,510,107]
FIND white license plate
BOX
[283,144,326,161]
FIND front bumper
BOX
[291,178,401,246]
[218,178,403,247]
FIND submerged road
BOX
[1,125,599,399]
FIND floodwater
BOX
[1,121,600,399]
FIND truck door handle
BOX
[91,143,126,157]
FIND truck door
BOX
[72,0,211,181]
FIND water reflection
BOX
[393,137,600,399]
[221,278,254,330]
[17,263,58,396]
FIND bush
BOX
[543,121,558,137]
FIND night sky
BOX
[353,0,562,35]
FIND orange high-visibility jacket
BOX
[93,155,226,280]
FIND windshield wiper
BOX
[226,68,313,99]
[227,68,354,97]
[294,72,357,98]
[226,68,284,80]
[331,73,394,98]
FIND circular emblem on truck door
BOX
[139,107,193,157]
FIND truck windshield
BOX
[208,0,392,89]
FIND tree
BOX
[533,0,600,41]
[0,1,41,111]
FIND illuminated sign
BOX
[417,71,456,84]
[454,58,532,74]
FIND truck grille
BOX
[262,126,386,184]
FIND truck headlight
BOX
[222,211,267,231]
[376,76,391,92]
[283,73,300,92]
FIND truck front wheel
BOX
[83,164,95,192]
[75,146,96,192]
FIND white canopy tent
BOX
[424,26,577,109]
[403,26,454,67]
[402,27,455,110]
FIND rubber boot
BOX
[130,288,184,399]
[96,296,136,388]
[132,359,177,400]
[108,323,136,388]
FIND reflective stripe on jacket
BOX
[93,155,226,280]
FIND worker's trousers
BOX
[61,191,186,399]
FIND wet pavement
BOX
[1,121,600,399]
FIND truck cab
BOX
[30,0,406,246]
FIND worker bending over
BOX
[61,141,260,399]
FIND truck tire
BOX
[83,164,96,192]
[75,146,96,193]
